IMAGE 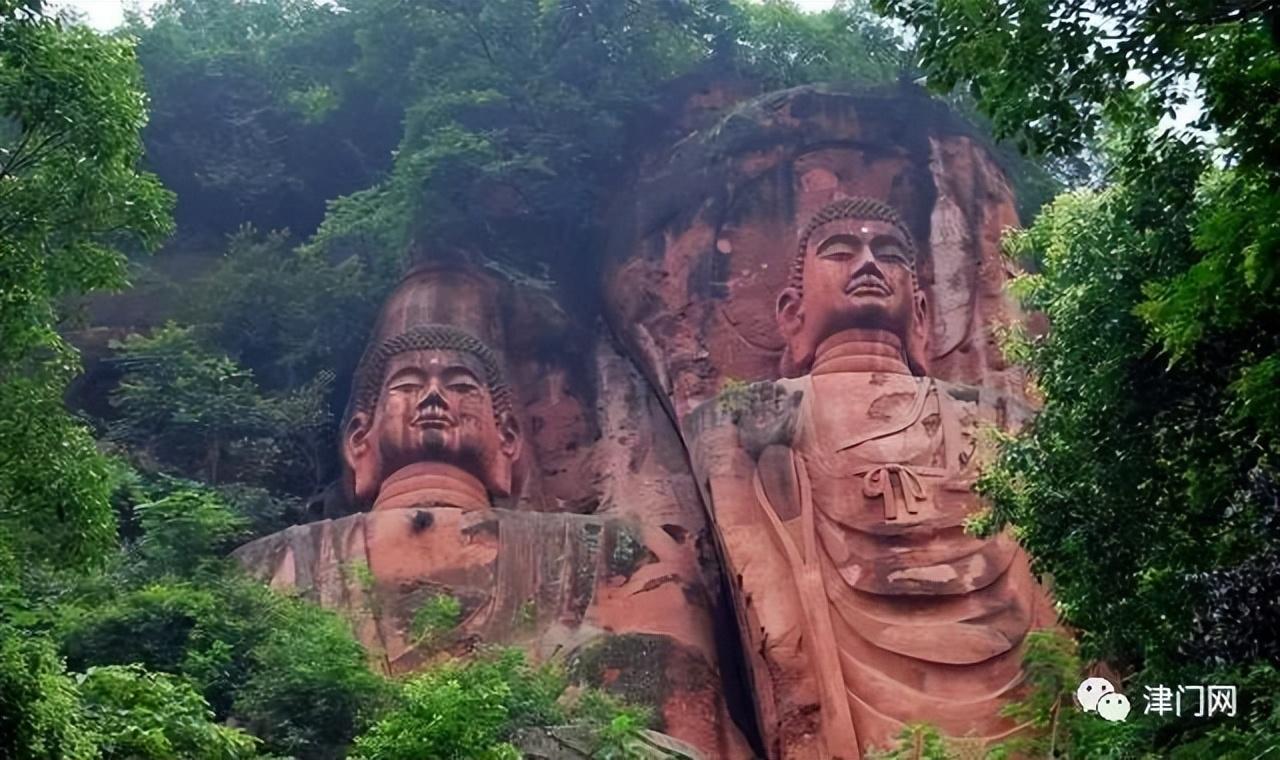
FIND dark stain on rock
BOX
[867,391,918,421]
[462,516,500,539]
[660,523,688,543]
[410,510,434,534]
[568,634,715,731]
[606,524,657,580]
[633,573,681,595]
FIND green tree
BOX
[109,322,336,495]
[350,649,566,760]
[77,664,258,760]
[874,0,1280,161]
[734,0,909,87]
[873,0,1280,754]
[0,1,173,575]
[308,0,910,278]
[110,324,270,484]
[188,227,395,392]
[1,8,175,755]
[0,628,96,760]
[233,598,388,758]
[134,487,250,576]
[56,568,388,754]
[127,0,398,238]
[56,474,385,735]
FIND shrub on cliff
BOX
[878,0,1280,753]
[351,648,651,760]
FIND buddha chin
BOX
[375,416,488,484]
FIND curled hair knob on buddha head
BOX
[789,197,919,292]
[347,324,512,425]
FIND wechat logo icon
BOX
[1077,677,1130,722]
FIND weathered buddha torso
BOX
[693,370,1055,758]
[235,288,754,759]
[791,372,1024,597]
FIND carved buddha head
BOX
[343,324,521,508]
[777,198,929,376]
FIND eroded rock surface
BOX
[604,85,1056,759]
[237,83,1056,760]
[236,260,750,758]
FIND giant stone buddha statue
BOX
[235,273,752,758]
[690,198,1057,758]
[343,323,521,513]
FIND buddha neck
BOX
[810,329,912,376]
[373,461,491,513]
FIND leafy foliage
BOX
[127,0,398,238]
[865,723,955,759]
[134,488,251,575]
[77,664,258,760]
[410,593,463,647]
[874,0,1280,160]
[109,324,273,484]
[351,647,654,760]
[55,573,385,757]
[300,0,915,279]
[109,323,336,496]
[350,649,564,760]
[60,581,232,680]
[233,598,388,758]
[0,372,119,573]
[0,1,172,575]
[187,227,397,393]
[1184,472,1280,667]
[733,0,909,87]
[987,632,1144,759]
[45,472,385,754]
[0,628,96,760]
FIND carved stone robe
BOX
[691,370,1057,759]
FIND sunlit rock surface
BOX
[237,83,1057,760]
[604,85,1057,759]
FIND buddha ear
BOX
[498,411,522,462]
[484,410,522,499]
[343,411,378,506]
[776,286,805,341]
[906,289,931,376]
[777,287,811,377]
[913,289,928,339]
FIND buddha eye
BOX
[817,239,859,262]
[389,380,422,394]
[448,381,480,395]
[872,237,910,266]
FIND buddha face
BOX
[778,216,928,372]
[344,348,520,503]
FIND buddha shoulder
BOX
[701,377,807,457]
[931,377,1036,436]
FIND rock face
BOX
[236,83,1056,760]
[603,85,1056,759]
[235,264,751,758]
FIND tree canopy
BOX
[0,3,923,758]
[868,0,1280,755]
[4,0,1279,756]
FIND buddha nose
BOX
[851,242,878,269]
[850,256,885,282]
[419,384,448,411]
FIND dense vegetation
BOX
[873,0,1280,755]
[2,0,1277,757]
[0,1,911,757]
